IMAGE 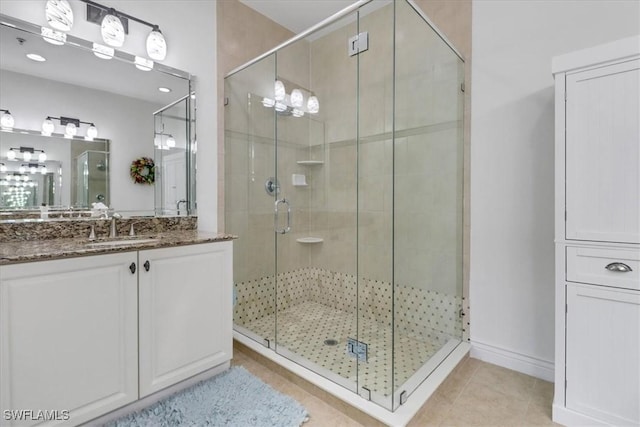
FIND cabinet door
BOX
[0,253,138,427]
[566,283,640,425]
[565,59,640,244]
[138,242,233,397]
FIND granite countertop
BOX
[0,230,237,265]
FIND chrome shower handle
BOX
[274,198,291,234]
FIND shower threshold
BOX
[233,331,470,426]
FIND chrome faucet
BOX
[109,212,122,238]
[176,199,188,215]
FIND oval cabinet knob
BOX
[144,260,150,272]
[129,262,136,274]
[605,262,633,273]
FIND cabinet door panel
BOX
[566,283,640,425]
[565,59,640,243]
[0,253,138,427]
[139,242,232,397]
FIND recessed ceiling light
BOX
[26,53,46,62]
[158,87,171,93]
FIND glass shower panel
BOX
[225,55,277,347]
[274,12,359,393]
[74,150,109,208]
[356,0,394,410]
[392,0,465,408]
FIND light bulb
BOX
[274,80,286,101]
[134,56,154,71]
[262,98,275,108]
[23,175,29,181]
[30,165,37,174]
[101,13,124,48]
[86,124,98,140]
[65,122,77,138]
[38,152,47,162]
[307,96,319,114]
[146,28,167,61]
[290,89,304,108]
[7,149,16,160]
[0,164,5,172]
[92,43,114,60]
[166,135,176,148]
[41,27,66,45]
[22,151,32,162]
[45,0,73,32]
[42,118,55,136]
[40,166,47,175]
[1,111,14,129]
[19,166,25,173]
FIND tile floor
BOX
[244,301,447,398]
[232,347,561,426]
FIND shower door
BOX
[272,11,361,395]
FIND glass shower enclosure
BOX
[225,0,464,411]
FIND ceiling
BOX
[239,0,359,33]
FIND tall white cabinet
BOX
[552,37,640,426]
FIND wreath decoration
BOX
[130,157,155,184]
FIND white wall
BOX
[0,0,218,228]
[470,0,640,380]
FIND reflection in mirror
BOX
[0,12,196,219]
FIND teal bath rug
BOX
[106,366,309,427]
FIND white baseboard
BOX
[470,340,554,382]
[552,404,609,426]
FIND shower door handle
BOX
[275,198,291,234]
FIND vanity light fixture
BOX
[45,0,74,32]
[0,109,15,130]
[41,116,99,140]
[81,0,168,62]
[20,163,47,175]
[6,147,47,163]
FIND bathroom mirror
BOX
[0,13,196,218]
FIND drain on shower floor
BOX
[324,339,338,346]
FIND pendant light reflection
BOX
[40,166,48,175]
[134,56,154,71]
[64,122,77,138]
[45,0,73,32]
[101,13,125,48]
[86,124,98,141]
[41,27,66,45]
[22,151,32,162]
[290,89,304,108]
[92,43,114,60]
[146,27,167,61]
[307,96,320,114]
[41,117,55,136]
[1,111,15,130]
[166,135,176,148]
[7,149,16,160]
[38,152,47,162]
[274,80,286,102]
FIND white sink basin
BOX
[86,238,160,248]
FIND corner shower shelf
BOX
[296,237,324,244]
[296,160,324,165]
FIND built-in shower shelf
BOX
[296,237,324,244]
[296,160,324,165]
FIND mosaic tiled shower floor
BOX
[243,301,448,397]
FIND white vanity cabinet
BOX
[0,240,233,426]
[138,242,233,397]
[0,252,139,427]
[553,36,640,427]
